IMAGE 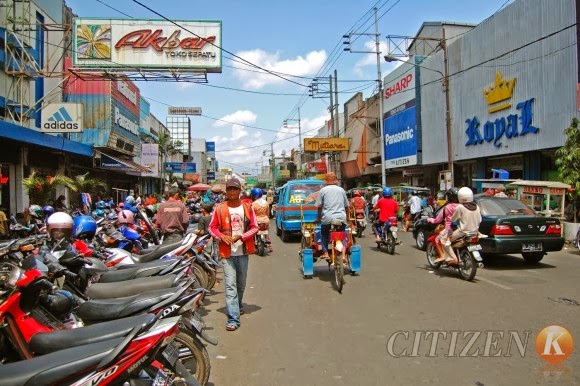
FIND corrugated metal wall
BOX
[420,0,579,165]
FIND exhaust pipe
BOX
[478,262,484,268]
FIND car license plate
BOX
[153,369,171,386]
[522,243,542,252]
[467,244,482,252]
[161,341,179,365]
[190,311,205,333]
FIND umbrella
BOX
[187,183,211,192]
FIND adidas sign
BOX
[41,103,83,133]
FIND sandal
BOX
[445,259,459,265]
[433,257,445,264]
[226,324,239,331]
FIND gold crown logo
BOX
[483,71,516,113]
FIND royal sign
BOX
[73,19,222,72]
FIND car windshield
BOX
[288,184,322,205]
[477,198,536,216]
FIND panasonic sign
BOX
[41,103,83,133]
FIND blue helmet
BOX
[95,208,105,217]
[42,205,55,219]
[382,187,392,197]
[251,187,263,199]
[73,215,97,239]
[95,200,106,209]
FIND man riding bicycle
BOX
[372,187,399,241]
[315,172,349,259]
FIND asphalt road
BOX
[200,222,580,386]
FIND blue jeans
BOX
[222,255,249,327]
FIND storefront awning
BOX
[0,119,93,157]
[96,149,151,173]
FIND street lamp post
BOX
[384,54,453,186]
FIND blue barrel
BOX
[350,245,361,272]
[302,248,314,277]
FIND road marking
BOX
[477,276,513,290]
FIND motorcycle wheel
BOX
[257,239,265,256]
[163,330,211,386]
[457,249,477,281]
[191,262,209,289]
[426,243,442,269]
[332,249,344,293]
[385,233,396,255]
[204,265,217,290]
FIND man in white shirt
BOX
[404,191,422,232]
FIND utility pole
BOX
[298,107,302,178]
[334,69,341,181]
[343,7,386,186]
[270,142,275,188]
[329,74,335,174]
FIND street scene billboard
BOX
[141,143,159,178]
[384,99,418,168]
[73,18,222,72]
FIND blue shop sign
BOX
[164,162,196,172]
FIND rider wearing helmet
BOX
[95,200,106,210]
[441,187,482,264]
[241,189,253,205]
[73,215,97,240]
[123,195,137,213]
[251,187,273,252]
[46,212,74,241]
[350,190,366,216]
[372,187,399,241]
[427,187,460,262]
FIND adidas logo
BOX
[43,106,79,130]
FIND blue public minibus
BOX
[275,179,324,242]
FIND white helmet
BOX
[458,187,474,203]
[125,195,136,205]
[46,212,74,240]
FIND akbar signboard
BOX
[73,18,222,72]
[303,138,349,152]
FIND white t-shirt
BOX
[409,195,422,214]
[228,205,245,256]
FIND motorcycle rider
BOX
[372,187,399,242]
[404,191,422,232]
[251,187,273,252]
[241,189,253,206]
[315,172,349,260]
[350,190,367,236]
[442,187,482,265]
[427,187,459,263]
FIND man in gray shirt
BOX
[315,172,349,259]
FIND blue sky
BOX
[65,0,513,173]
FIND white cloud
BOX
[352,41,388,76]
[232,49,327,89]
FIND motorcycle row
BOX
[0,204,221,385]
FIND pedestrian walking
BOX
[156,186,189,244]
[209,178,258,331]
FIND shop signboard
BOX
[73,18,222,72]
[384,99,418,168]
[164,162,196,172]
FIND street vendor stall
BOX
[506,180,571,218]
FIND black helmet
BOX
[445,187,459,203]
[242,189,252,198]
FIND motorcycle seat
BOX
[77,287,177,322]
[132,242,182,263]
[29,314,153,355]
[98,259,179,283]
[0,337,124,386]
[86,274,177,299]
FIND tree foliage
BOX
[556,118,580,222]
[22,172,77,205]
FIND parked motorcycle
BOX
[426,231,484,281]
[375,216,400,255]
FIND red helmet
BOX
[353,190,362,197]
